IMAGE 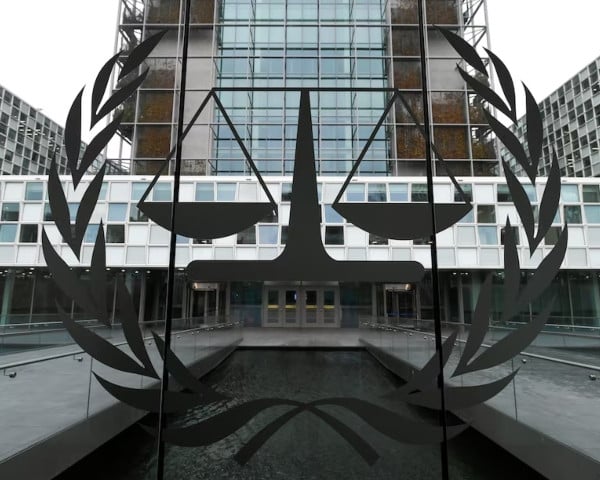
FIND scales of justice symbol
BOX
[137,88,472,283]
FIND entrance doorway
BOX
[384,284,417,324]
[263,285,340,327]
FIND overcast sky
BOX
[0,0,599,128]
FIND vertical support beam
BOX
[592,274,600,327]
[138,272,147,323]
[371,284,377,322]
[28,271,37,324]
[1,270,15,325]
[215,284,220,324]
[383,286,388,324]
[225,282,231,321]
[457,274,465,324]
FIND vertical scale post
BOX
[416,0,450,478]
[155,0,192,478]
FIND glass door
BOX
[265,289,281,326]
[283,289,300,326]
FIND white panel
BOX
[567,248,587,267]
[175,247,190,266]
[457,248,477,266]
[258,247,278,260]
[80,246,94,265]
[215,247,234,260]
[589,249,600,267]
[148,247,169,265]
[126,247,146,264]
[236,247,257,260]
[213,234,236,246]
[479,249,499,266]
[587,227,600,245]
[44,225,62,245]
[568,227,585,246]
[438,248,455,266]
[67,182,86,201]
[3,183,23,201]
[345,226,367,246]
[347,248,366,260]
[238,183,258,201]
[392,248,411,260]
[262,184,281,202]
[22,204,42,222]
[496,206,519,224]
[180,183,195,202]
[60,247,79,266]
[325,247,344,260]
[16,246,38,264]
[474,184,494,203]
[109,182,129,201]
[413,248,431,268]
[323,183,342,202]
[106,246,125,265]
[436,228,454,246]
[456,226,476,245]
[367,248,389,261]
[90,204,107,223]
[0,246,15,263]
[149,225,170,244]
[433,184,452,202]
[128,225,149,245]
[279,205,290,224]
[191,247,213,260]
[523,249,543,268]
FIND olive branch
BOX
[41,29,568,465]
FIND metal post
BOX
[155,0,192,478]
[416,0,449,477]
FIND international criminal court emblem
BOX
[41,23,567,473]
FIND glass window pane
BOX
[106,225,125,243]
[454,184,472,202]
[346,183,365,201]
[217,183,236,201]
[25,182,43,200]
[131,182,149,201]
[411,184,428,201]
[85,224,100,243]
[281,183,292,202]
[1,203,19,221]
[561,184,580,202]
[457,226,476,245]
[324,204,343,223]
[129,206,148,222]
[196,183,214,201]
[497,184,512,202]
[153,183,172,201]
[369,233,388,245]
[0,224,17,242]
[237,226,256,244]
[367,183,387,202]
[458,209,474,223]
[477,205,496,223]
[108,203,128,222]
[564,205,582,224]
[19,224,38,243]
[478,226,497,245]
[258,225,278,244]
[544,226,561,245]
[582,185,600,202]
[500,226,520,245]
[389,184,408,201]
[325,226,344,245]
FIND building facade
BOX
[502,56,600,178]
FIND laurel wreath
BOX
[41,28,567,465]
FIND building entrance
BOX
[384,284,417,324]
[263,285,340,327]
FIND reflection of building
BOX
[1,0,599,330]
[502,56,600,178]
[0,85,119,176]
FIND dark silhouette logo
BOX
[41,25,566,469]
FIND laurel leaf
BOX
[152,332,226,398]
[404,370,519,410]
[90,221,108,325]
[484,109,530,178]
[535,152,561,246]
[57,302,149,376]
[517,226,568,309]
[65,88,84,178]
[385,331,457,396]
[484,48,516,117]
[96,68,148,121]
[93,373,209,413]
[75,165,105,256]
[42,229,95,312]
[76,113,123,186]
[437,27,487,76]
[457,66,513,120]
[453,274,492,376]
[116,277,159,379]
[503,161,535,254]
[47,161,77,256]
[459,302,553,374]
[501,218,521,322]
[119,29,167,80]
[524,84,543,176]
[91,52,121,128]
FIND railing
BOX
[359,320,600,467]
